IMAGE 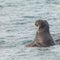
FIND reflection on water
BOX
[0,0,60,60]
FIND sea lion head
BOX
[35,20,49,32]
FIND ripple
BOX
[46,0,60,4]
[0,5,4,8]
[0,40,5,45]
[0,0,60,60]
[5,3,18,7]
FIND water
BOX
[0,0,60,60]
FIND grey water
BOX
[0,0,60,60]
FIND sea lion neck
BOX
[38,26,50,33]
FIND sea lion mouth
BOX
[35,25,40,29]
[35,23,41,30]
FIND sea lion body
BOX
[26,20,55,47]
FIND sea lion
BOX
[26,20,55,47]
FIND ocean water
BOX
[0,0,60,60]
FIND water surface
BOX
[0,0,60,60]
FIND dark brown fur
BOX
[26,20,55,47]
